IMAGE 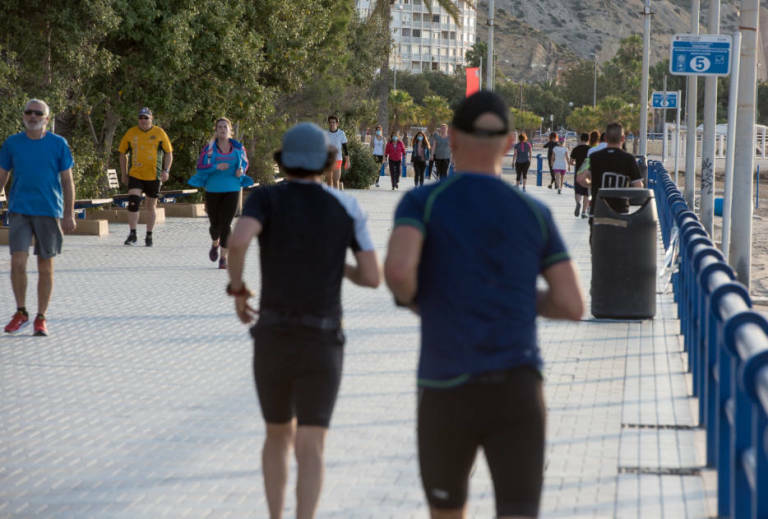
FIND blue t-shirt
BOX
[394,173,570,388]
[0,132,74,218]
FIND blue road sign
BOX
[651,91,680,109]
[670,34,732,76]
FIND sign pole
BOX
[662,76,668,162]
[639,0,652,156]
[700,0,720,236]
[729,0,759,288]
[684,0,700,210]
[675,93,681,185]
[486,0,495,92]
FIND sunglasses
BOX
[138,115,151,120]
[24,110,45,116]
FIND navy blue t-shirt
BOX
[394,173,570,387]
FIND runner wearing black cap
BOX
[385,91,584,518]
[226,122,380,519]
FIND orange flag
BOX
[465,67,480,97]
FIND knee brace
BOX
[127,195,141,212]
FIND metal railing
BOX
[649,159,768,519]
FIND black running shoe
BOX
[145,235,153,247]
[124,233,137,246]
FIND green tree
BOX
[388,90,416,134]
[600,35,642,103]
[567,106,601,133]
[510,108,542,135]
[421,95,453,133]
[559,61,598,108]
[465,41,487,68]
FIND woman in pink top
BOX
[384,132,406,190]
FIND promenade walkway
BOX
[1,174,715,518]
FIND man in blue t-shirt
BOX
[0,99,76,336]
[384,91,584,518]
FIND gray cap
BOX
[280,122,333,171]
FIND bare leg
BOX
[262,420,296,519]
[331,166,342,190]
[36,257,54,316]
[220,247,227,260]
[325,170,333,187]
[145,197,158,232]
[430,507,466,518]
[127,188,143,231]
[295,426,328,519]
[10,252,28,308]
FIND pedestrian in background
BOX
[411,131,431,187]
[384,132,406,190]
[429,123,451,180]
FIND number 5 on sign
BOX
[670,34,732,76]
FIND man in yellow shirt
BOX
[118,107,173,246]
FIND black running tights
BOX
[205,191,239,248]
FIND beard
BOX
[24,120,45,131]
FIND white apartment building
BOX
[356,0,476,74]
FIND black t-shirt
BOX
[588,147,643,214]
[571,144,590,172]
[543,141,558,161]
[242,180,374,320]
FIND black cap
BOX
[451,90,509,137]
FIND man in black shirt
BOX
[542,132,558,189]
[570,133,591,218]
[577,122,643,244]
[226,122,380,519]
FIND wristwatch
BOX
[226,282,251,297]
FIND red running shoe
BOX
[33,315,48,336]
[4,311,29,333]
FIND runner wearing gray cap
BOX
[226,122,380,519]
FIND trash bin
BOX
[591,188,658,319]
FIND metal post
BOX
[639,0,652,156]
[722,33,740,261]
[662,75,668,161]
[593,54,597,107]
[684,0,700,209]
[701,0,720,235]
[479,57,483,90]
[729,0,759,287]
[675,95,683,187]
[675,95,681,184]
[486,0,495,91]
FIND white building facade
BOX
[356,0,476,74]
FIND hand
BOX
[235,168,243,177]
[234,294,259,324]
[160,171,169,182]
[344,157,350,170]
[61,215,76,233]
[216,163,229,171]
[121,174,128,185]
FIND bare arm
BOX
[576,168,591,186]
[161,151,173,182]
[60,169,76,233]
[537,260,585,320]
[631,178,643,187]
[384,226,423,312]
[345,249,381,288]
[227,215,263,323]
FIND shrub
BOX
[344,138,378,189]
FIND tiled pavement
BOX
[1,173,715,518]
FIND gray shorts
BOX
[8,213,63,259]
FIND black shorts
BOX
[574,182,589,196]
[128,176,161,198]
[251,324,345,427]
[418,366,545,517]
[373,154,383,164]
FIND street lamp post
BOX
[592,53,598,107]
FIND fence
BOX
[649,159,768,519]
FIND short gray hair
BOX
[23,99,50,117]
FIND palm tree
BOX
[368,0,474,133]
[388,89,416,135]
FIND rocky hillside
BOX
[476,0,768,84]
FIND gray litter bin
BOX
[591,188,657,319]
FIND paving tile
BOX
[0,174,714,517]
